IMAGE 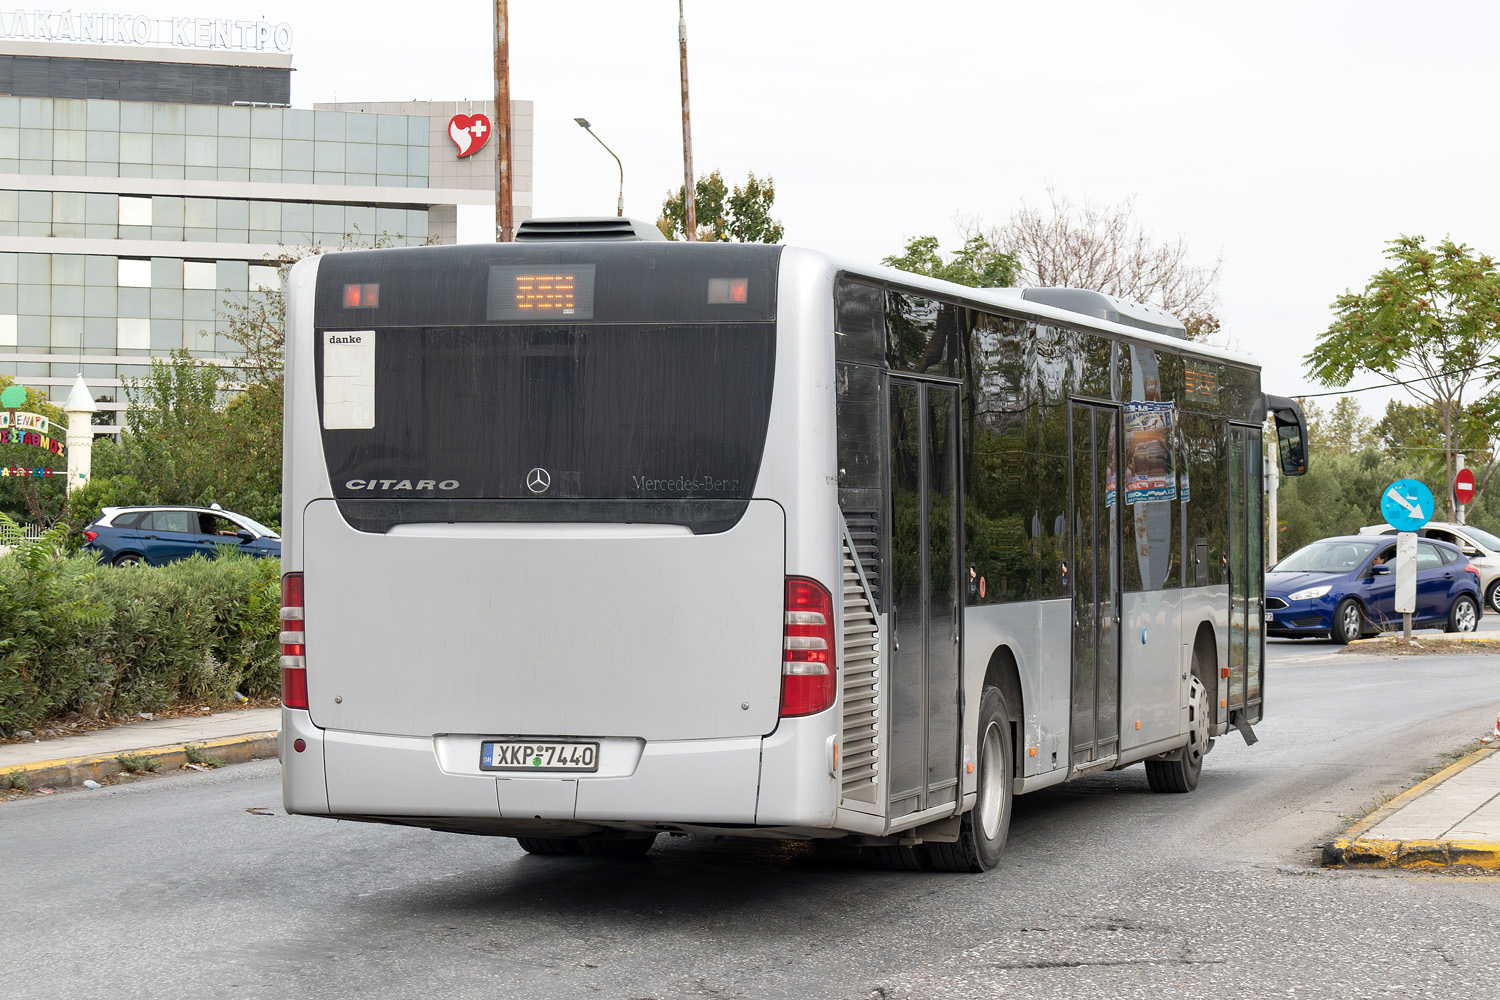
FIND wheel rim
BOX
[977,720,1005,839]
[1456,598,1478,632]
[1185,675,1211,768]
[1488,582,1500,612]
[1341,602,1361,639]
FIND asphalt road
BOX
[5,653,1500,1000]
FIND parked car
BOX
[83,505,281,567]
[1359,521,1500,611]
[1266,534,1481,643]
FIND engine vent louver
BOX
[513,217,668,242]
[839,533,880,803]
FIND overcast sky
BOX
[118,1,1500,412]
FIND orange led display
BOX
[512,273,578,313]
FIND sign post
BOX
[1381,478,1434,641]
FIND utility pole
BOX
[1458,453,1467,525]
[494,0,513,242]
[678,0,696,240]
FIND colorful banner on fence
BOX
[1,467,56,477]
[0,410,50,435]
[0,427,65,455]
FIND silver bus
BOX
[279,222,1308,871]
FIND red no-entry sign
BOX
[1455,467,1476,506]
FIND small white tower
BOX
[63,374,96,494]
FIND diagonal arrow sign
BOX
[1384,486,1423,519]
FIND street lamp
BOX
[574,117,624,217]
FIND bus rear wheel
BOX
[516,837,583,855]
[578,834,657,857]
[1146,672,1210,793]
[926,686,1013,873]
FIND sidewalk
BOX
[0,707,279,793]
[1323,745,1500,870]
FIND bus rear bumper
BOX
[281,716,783,828]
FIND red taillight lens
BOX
[780,576,836,718]
[84,530,98,542]
[280,572,307,709]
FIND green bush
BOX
[0,517,279,735]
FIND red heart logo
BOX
[448,113,492,157]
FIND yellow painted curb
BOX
[2,731,279,795]
[1323,746,1500,869]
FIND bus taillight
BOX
[280,572,308,709]
[780,576,836,718]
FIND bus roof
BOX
[814,249,1263,371]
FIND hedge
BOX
[0,518,280,735]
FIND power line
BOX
[1298,360,1493,399]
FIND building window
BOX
[249,264,279,292]
[118,258,151,287]
[0,314,15,347]
[184,261,218,290]
[117,317,150,350]
[119,196,152,226]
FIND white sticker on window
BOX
[323,330,375,429]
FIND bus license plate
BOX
[481,741,600,772]
[1264,611,1274,622]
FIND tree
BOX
[975,187,1222,341]
[657,169,784,243]
[1299,395,1380,455]
[1306,235,1500,519]
[882,234,1017,288]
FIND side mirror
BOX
[1265,395,1308,477]
[236,530,255,544]
[1370,564,1391,576]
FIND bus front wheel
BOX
[925,686,1013,873]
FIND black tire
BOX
[1145,652,1211,794]
[1329,597,1363,645]
[516,837,583,856]
[113,552,145,567]
[577,834,656,857]
[1446,594,1479,633]
[925,686,1013,873]
[866,844,933,871]
[1486,579,1500,613]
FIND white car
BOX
[1359,521,1500,610]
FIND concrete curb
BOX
[1346,634,1500,650]
[1322,745,1500,870]
[2,731,279,795]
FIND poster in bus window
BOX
[1124,401,1176,504]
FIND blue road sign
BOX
[1381,478,1434,532]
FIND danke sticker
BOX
[323,330,375,429]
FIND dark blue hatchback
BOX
[83,505,281,567]
[1266,534,1481,644]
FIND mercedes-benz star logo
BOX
[526,467,551,493]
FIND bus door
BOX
[1069,400,1121,770]
[886,375,962,821]
[1226,424,1264,726]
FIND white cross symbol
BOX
[469,119,488,138]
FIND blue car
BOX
[1266,534,1481,644]
[83,505,281,567]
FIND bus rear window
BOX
[316,323,776,505]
